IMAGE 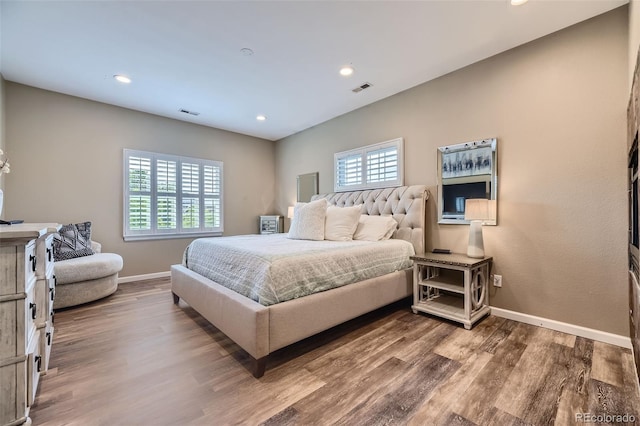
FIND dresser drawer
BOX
[0,359,27,424]
[26,329,42,407]
[34,278,49,329]
[24,240,37,288]
[36,234,55,279]
[39,323,54,374]
[25,281,38,347]
[0,298,25,359]
[47,276,56,319]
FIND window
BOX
[334,138,404,192]
[123,149,223,241]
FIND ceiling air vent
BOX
[179,108,200,116]
[352,82,372,93]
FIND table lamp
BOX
[464,198,492,258]
[287,206,295,219]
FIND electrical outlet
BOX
[493,274,502,287]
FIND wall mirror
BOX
[437,138,498,225]
[297,172,319,202]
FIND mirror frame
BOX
[437,138,498,225]
[297,172,319,202]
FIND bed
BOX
[171,185,428,377]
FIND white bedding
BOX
[183,234,415,306]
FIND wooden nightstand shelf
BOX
[411,252,492,329]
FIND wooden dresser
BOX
[1,223,60,426]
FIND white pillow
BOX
[353,215,398,241]
[287,198,328,241]
[324,205,361,241]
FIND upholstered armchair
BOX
[53,240,123,309]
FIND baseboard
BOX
[118,271,171,284]
[491,307,632,349]
[112,274,633,349]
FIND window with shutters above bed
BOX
[123,149,223,241]
[334,138,404,192]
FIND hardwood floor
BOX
[31,278,640,425]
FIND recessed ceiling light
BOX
[340,65,354,76]
[114,75,132,84]
[510,0,528,5]
[256,115,267,121]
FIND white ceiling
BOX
[0,0,628,141]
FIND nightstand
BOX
[259,215,284,234]
[411,252,492,329]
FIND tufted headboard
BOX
[311,185,429,254]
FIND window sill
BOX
[123,231,223,242]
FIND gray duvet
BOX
[183,234,414,306]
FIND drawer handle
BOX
[46,331,52,346]
[35,355,42,372]
[29,302,37,320]
[29,254,37,272]
[50,287,55,301]
[47,247,52,262]
[51,312,55,324]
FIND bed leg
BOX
[252,357,267,378]
[172,292,179,304]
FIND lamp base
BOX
[467,220,485,258]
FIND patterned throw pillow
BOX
[53,222,95,262]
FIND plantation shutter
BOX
[124,149,223,240]
[335,153,362,189]
[157,159,177,230]
[181,162,200,229]
[127,155,152,233]
[334,138,403,192]
[366,144,398,184]
[203,164,222,228]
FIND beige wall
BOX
[631,0,640,85]
[0,3,3,197]
[276,8,629,335]
[0,75,5,200]
[5,83,276,276]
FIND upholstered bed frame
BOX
[171,185,428,377]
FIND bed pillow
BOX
[288,198,328,241]
[353,215,398,241]
[324,205,361,241]
[53,221,95,261]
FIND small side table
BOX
[259,215,284,234]
[411,252,492,329]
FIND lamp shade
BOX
[464,199,490,221]
[464,198,492,258]
[287,206,295,219]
